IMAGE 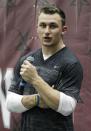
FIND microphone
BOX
[19,56,34,88]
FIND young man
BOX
[6,5,83,131]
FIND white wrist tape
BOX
[6,91,28,113]
[57,92,77,116]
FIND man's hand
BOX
[21,94,49,109]
[20,60,38,84]
[21,95,36,109]
[38,96,49,108]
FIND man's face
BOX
[37,13,64,47]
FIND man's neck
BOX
[42,41,65,60]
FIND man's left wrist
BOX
[35,94,40,106]
[32,76,42,86]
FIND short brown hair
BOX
[39,5,66,26]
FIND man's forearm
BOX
[32,76,60,110]
[6,92,37,113]
[32,77,77,116]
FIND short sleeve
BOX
[57,62,83,101]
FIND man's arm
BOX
[6,91,76,116]
[20,60,60,110]
[33,76,60,110]
[6,91,37,113]
[20,60,77,115]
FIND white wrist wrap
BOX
[6,91,28,113]
[57,92,77,116]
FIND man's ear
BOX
[62,26,67,35]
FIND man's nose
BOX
[45,26,50,35]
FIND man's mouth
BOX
[43,37,52,42]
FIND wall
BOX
[0,0,91,131]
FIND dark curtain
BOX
[0,0,91,131]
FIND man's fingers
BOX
[21,64,26,68]
[52,85,55,88]
[23,60,31,65]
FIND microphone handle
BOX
[19,79,26,88]
[19,56,34,89]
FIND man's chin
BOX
[42,42,53,47]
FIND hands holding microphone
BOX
[20,56,49,109]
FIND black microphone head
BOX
[26,56,34,62]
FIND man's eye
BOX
[50,24,58,29]
[39,24,46,28]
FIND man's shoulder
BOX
[61,47,80,64]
